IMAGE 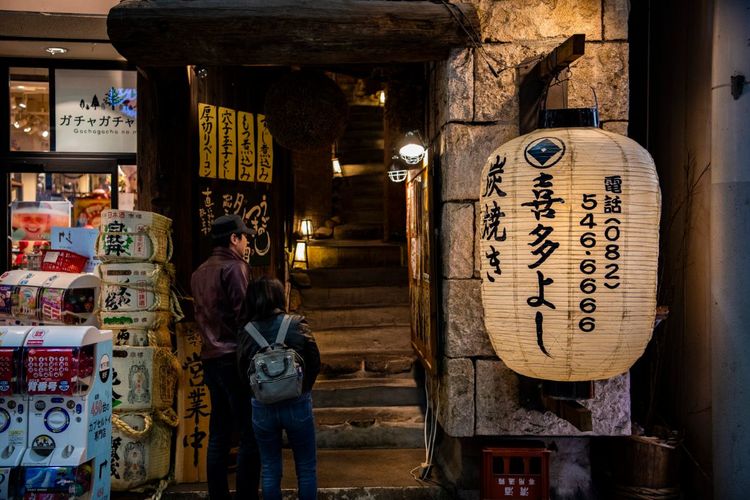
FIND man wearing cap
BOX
[191,214,260,499]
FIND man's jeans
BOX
[251,392,317,500]
[203,354,260,499]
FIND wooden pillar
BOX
[136,66,194,302]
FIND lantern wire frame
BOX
[399,130,426,165]
[388,154,408,183]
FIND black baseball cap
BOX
[211,214,256,239]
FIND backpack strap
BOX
[244,321,270,349]
[274,315,293,345]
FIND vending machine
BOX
[20,326,112,499]
[0,326,33,498]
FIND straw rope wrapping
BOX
[111,411,174,492]
[478,128,661,381]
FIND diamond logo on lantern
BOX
[524,137,566,168]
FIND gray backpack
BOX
[244,315,304,404]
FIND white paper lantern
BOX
[479,127,660,381]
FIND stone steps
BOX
[344,207,384,224]
[333,223,384,240]
[314,405,424,448]
[305,267,408,288]
[307,239,400,268]
[158,448,451,499]
[341,162,385,177]
[313,377,422,408]
[315,325,415,376]
[301,285,408,308]
[306,306,410,330]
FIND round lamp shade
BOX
[479,127,660,381]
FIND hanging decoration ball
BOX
[263,70,348,152]
[478,127,661,382]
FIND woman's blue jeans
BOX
[251,392,317,500]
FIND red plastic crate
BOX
[482,447,550,500]
[40,249,89,273]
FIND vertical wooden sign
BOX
[256,113,273,184]
[175,322,211,483]
[237,111,256,182]
[198,103,217,178]
[218,106,237,180]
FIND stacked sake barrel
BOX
[96,209,181,490]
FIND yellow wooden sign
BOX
[218,106,236,180]
[175,322,210,483]
[257,113,273,184]
[198,103,217,178]
[237,111,256,182]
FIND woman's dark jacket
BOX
[237,311,321,394]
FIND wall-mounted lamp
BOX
[399,130,426,166]
[292,241,308,269]
[300,219,313,239]
[332,143,342,177]
[387,154,408,183]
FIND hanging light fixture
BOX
[399,130,426,165]
[387,154,408,183]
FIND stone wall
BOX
[430,0,632,438]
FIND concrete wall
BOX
[430,0,633,439]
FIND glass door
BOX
[2,157,119,270]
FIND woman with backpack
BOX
[237,277,321,500]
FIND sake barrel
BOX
[111,323,172,348]
[100,309,172,331]
[98,262,172,314]
[112,346,179,411]
[97,210,173,263]
[111,411,174,490]
[479,127,660,381]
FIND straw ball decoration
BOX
[478,127,661,381]
[263,70,348,152]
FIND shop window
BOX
[9,67,50,152]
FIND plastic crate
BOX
[40,249,89,273]
[481,447,550,500]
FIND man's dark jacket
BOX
[191,246,251,360]
[237,311,321,394]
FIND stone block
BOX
[441,202,475,279]
[544,438,594,499]
[602,120,629,136]
[439,358,475,437]
[568,42,629,121]
[440,122,518,201]
[604,0,630,40]
[582,373,631,435]
[475,41,559,122]
[475,0,602,42]
[434,48,474,126]
[442,279,495,358]
[475,359,581,435]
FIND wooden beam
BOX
[108,0,479,66]
[519,34,586,134]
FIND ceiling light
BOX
[379,91,386,105]
[399,130,426,165]
[18,103,26,109]
[42,130,49,138]
[16,85,25,90]
[332,157,342,177]
[45,47,68,55]
[23,127,32,133]
[13,121,20,129]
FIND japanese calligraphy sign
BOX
[55,69,136,153]
[479,128,661,381]
[197,103,273,183]
[175,322,210,483]
[196,183,272,267]
[198,103,217,178]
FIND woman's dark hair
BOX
[246,277,286,321]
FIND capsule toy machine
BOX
[20,326,112,500]
[0,270,99,327]
[0,326,33,498]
